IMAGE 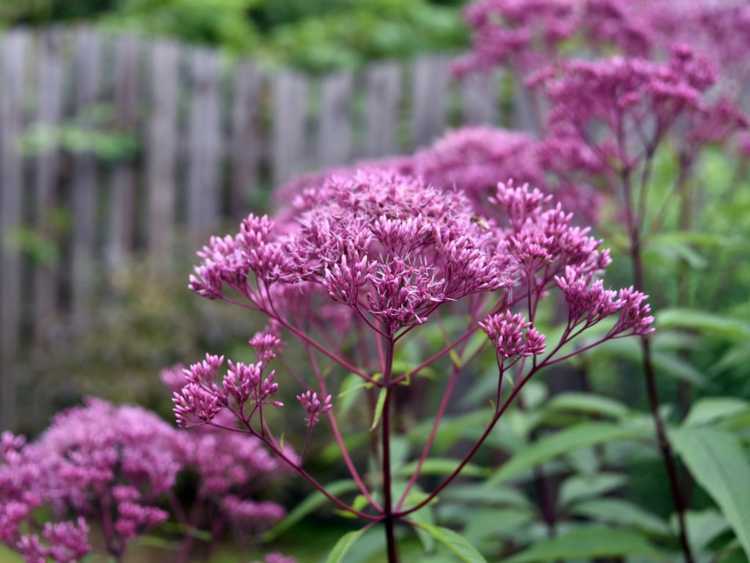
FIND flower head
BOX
[296,391,333,428]
[480,311,546,359]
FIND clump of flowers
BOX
[0,400,183,561]
[413,126,603,223]
[161,363,289,541]
[174,168,653,561]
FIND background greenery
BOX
[0,0,470,72]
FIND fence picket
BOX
[318,72,353,167]
[230,62,262,216]
[411,56,451,148]
[33,32,65,343]
[107,36,140,270]
[0,32,30,428]
[460,71,500,126]
[187,49,223,241]
[70,30,101,330]
[364,62,402,158]
[146,42,179,259]
[272,71,309,185]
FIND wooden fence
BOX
[0,28,527,428]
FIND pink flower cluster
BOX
[536,48,716,162]
[162,364,289,531]
[190,171,515,335]
[0,399,182,560]
[2,391,291,562]
[413,126,603,224]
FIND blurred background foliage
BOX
[0,0,470,72]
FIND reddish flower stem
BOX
[621,165,695,563]
[305,345,383,511]
[380,336,400,563]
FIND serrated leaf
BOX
[263,480,358,541]
[504,526,664,562]
[370,388,387,431]
[488,422,646,485]
[326,529,366,563]
[414,522,487,562]
[672,428,750,559]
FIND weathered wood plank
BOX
[187,48,222,241]
[364,62,401,158]
[0,32,30,428]
[107,36,140,270]
[70,30,102,330]
[272,71,309,185]
[230,62,262,216]
[317,72,353,167]
[146,41,179,258]
[511,75,540,133]
[460,70,500,126]
[410,56,451,148]
[32,31,65,343]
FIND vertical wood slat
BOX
[410,56,451,149]
[317,72,353,168]
[33,31,65,343]
[460,71,500,126]
[0,32,30,429]
[272,71,309,185]
[511,76,540,133]
[70,30,101,330]
[146,42,179,259]
[107,36,140,270]
[187,49,222,241]
[364,62,401,158]
[230,62,262,216]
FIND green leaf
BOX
[684,398,750,427]
[397,458,489,478]
[441,484,531,508]
[413,522,487,562]
[592,338,706,386]
[326,529,366,563]
[488,422,646,485]
[544,392,629,420]
[657,309,750,341]
[559,472,628,507]
[338,373,366,417]
[504,526,664,562]
[370,388,387,431]
[672,428,750,558]
[570,498,671,536]
[262,480,358,541]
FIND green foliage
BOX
[503,526,665,562]
[672,428,750,558]
[264,0,468,73]
[413,522,487,563]
[105,0,261,53]
[1,0,469,71]
[326,528,367,563]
